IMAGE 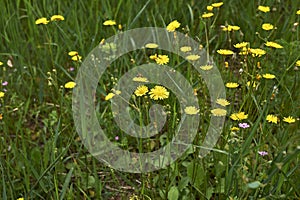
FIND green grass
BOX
[0,0,300,199]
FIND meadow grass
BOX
[0,0,300,199]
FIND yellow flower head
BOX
[149,54,157,60]
[145,43,159,48]
[230,126,240,131]
[180,46,192,52]
[211,108,227,116]
[258,5,270,13]
[71,55,82,61]
[226,82,239,88]
[149,86,169,100]
[105,92,115,101]
[132,77,149,83]
[211,2,224,8]
[230,112,248,121]
[68,51,79,56]
[103,20,116,26]
[155,55,169,65]
[0,91,5,98]
[0,61,3,66]
[216,98,230,106]
[200,65,213,70]
[35,17,49,25]
[262,73,276,79]
[234,42,249,48]
[184,106,199,115]
[297,9,300,15]
[265,41,283,48]
[17,198,24,200]
[207,5,214,11]
[51,15,65,21]
[186,54,200,61]
[202,13,214,18]
[64,81,76,89]
[296,60,300,67]
[283,116,296,124]
[266,114,278,124]
[134,85,149,96]
[249,48,266,57]
[222,25,240,31]
[262,23,274,30]
[217,49,234,55]
[166,20,180,32]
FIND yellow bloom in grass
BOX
[149,86,169,100]
[184,106,199,115]
[283,116,296,124]
[230,112,248,121]
[51,15,65,21]
[180,46,192,52]
[202,13,214,18]
[68,51,79,56]
[166,20,180,32]
[211,2,223,8]
[230,126,240,131]
[216,98,230,106]
[296,60,300,66]
[211,108,227,116]
[17,198,24,200]
[35,17,49,25]
[262,23,274,30]
[0,61,3,65]
[132,77,149,83]
[64,81,76,89]
[134,85,149,96]
[71,55,82,61]
[207,5,214,11]
[234,42,249,48]
[145,43,158,48]
[105,92,115,101]
[258,5,270,13]
[155,55,169,65]
[222,25,240,31]
[247,81,258,88]
[217,49,234,55]
[297,9,300,15]
[103,20,116,26]
[200,65,213,70]
[266,114,278,124]
[262,73,276,79]
[249,48,266,57]
[149,54,157,60]
[0,91,5,98]
[226,82,239,88]
[265,41,283,49]
[186,54,200,61]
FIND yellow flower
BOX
[222,25,240,31]
[184,106,199,115]
[266,114,278,124]
[0,91,5,98]
[202,13,214,18]
[297,9,300,15]
[211,2,223,8]
[211,108,227,116]
[145,43,159,48]
[249,48,266,57]
[155,55,169,65]
[296,60,300,66]
[262,73,276,79]
[51,15,65,21]
[149,86,169,100]
[0,113,3,120]
[166,20,180,32]
[0,61,3,65]
[230,126,240,131]
[149,54,157,60]
[216,98,230,106]
[217,49,234,55]
[207,5,214,11]
[71,55,82,61]
[17,198,24,200]
[226,82,239,88]
[262,23,274,30]
[134,85,149,96]
[247,81,257,88]
[200,65,213,70]
[103,20,116,26]
[186,54,200,61]
[230,112,248,121]
[64,81,76,89]
[35,17,49,25]
[105,92,115,100]
[132,77,149,83]
[283,116,296,124]
[258,5,270,13]
[180,46,192,52]
[265,41,283,49]
[68,51,79,56]
[234,42,249,48]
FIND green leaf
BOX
[168,186,179,200]
[247,181,261,189]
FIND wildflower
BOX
[50,15,64,21]
[224,61,229,68]
[115,136,119,141]
[283,116,296,124]
[202,13,214,18]
[207,5,214,11]
[222,25,240,31]
[64,81,76,89]
[211,2,223,8]
[239,123,250,128]
[2,81,8,86]
[149,54,157,60]
[68,51,79,56]
[155,55,169,65]
[226,82,239,88]
[234,42,249,48]
[262,23,274,30]
[103,20,116,26]
[134,85,149,96]
[17,198,24,200]
[68,67,75,71]
[211,108,227,116]
[258,5,270,13]
[149,86,169,100]
[186,54,200,61]
[247,81,257,88]
[297,9,300,15]
[230,126,240,131]
[216,98,230,106]
[249,48,266,57]
[265,41,283,49]
[105,92,115,101]
[132,77,149,83]
[71,55,82,61]
[166,20,180,32]
[200,65,213,70]
[145,43,158,48]
[0,61,3,65]
[35,17,49,25]
[217,49,234,55]
[258,151,268,156]
[296,60,300,66]
[262,73,275,79]
[230,112,248,121]
[0,114,2,120]
[184,106,199,115]
[0,91,5,98]
[266,114,278,124]
[180,46,192,52]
